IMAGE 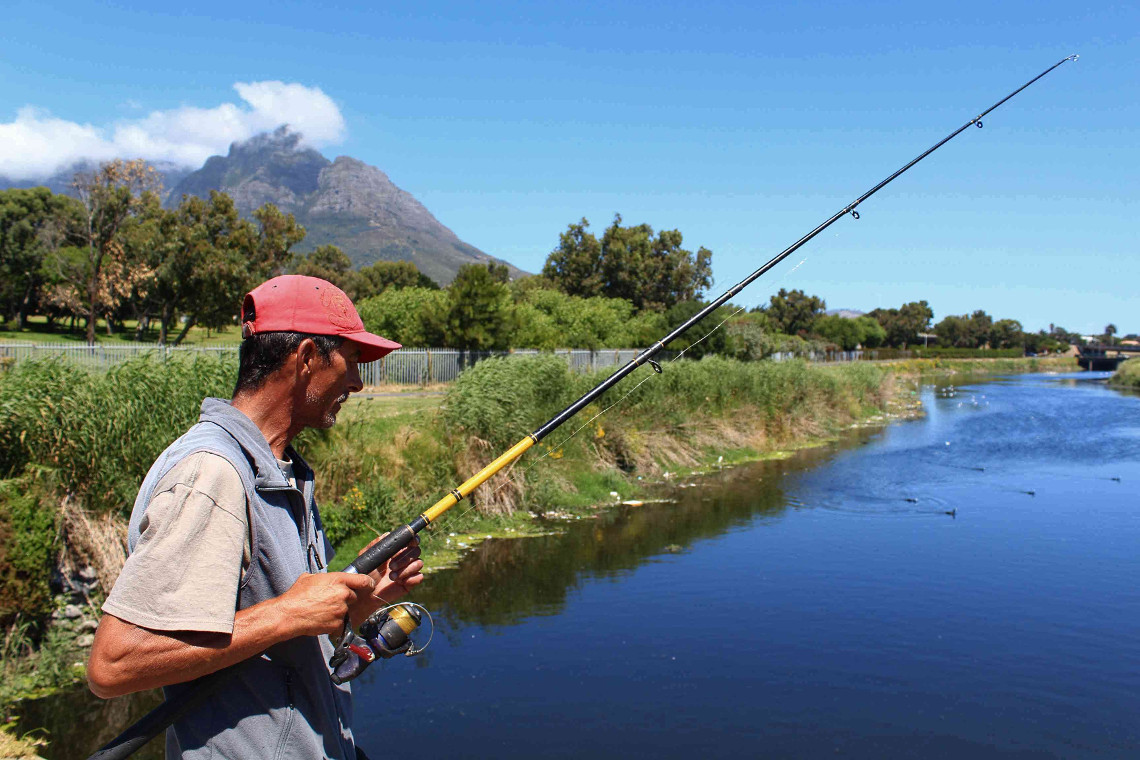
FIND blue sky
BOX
[2,0,1136,334]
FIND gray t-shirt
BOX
[103,452,251,634]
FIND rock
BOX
[76,634,95,647]
[63,604,83,619]
[77,619,99,633]
[77,565,98,582]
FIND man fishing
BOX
[87,275,424,759]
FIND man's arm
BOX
[88,571,375,699]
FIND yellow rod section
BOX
[422,435,536,523]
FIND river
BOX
[19,372,1140,758]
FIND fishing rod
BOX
[88,54,1077,760]
[335,53,1080,609]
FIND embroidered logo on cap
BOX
[320,287,359,330]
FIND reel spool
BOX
[331,603,433,684]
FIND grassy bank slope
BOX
[1109,358,1140,389]
[0,351,1055,718]
[883,355,1076,375]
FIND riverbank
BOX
[1109,358,1140,389]
[0,353,1074,746]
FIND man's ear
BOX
[295,338,319,379]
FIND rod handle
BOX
[347,523,417,575]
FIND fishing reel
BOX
[330,603,433,685]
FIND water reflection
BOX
[13,687,162,760]
[412,438,871,630]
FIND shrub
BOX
[0,478,56,627]
[443,354,579,449]
[1109,358,1140,389]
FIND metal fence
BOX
[361,348,646,385]
[0,342,896,384]
[0,342,648,385]
[0,342,235,371]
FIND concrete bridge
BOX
[1077,344,1140,371]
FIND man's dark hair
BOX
[234,332,344,395]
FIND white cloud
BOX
[0,82,346,181]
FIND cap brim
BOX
[342,331,402,363]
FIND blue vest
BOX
[127,397,355,759]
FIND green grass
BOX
[883,355,1077,375]
[0,315,242,347]
[1109,358,1140,389]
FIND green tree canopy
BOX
[143,192,300,344]
[542,215,712,312]
[356,260,439,298]
[357,287,448,347]
[291,244,355,294]
[988,318,1024,349]
[0,187,78,328]
[441,263,517,350]
[42,160,163,343]
[513,288,651,351]
[812,313,886,350]
[867,301,933,347]
[763,288,825,335]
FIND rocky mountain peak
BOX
[163,130,523,283]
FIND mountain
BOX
[0,128,522,285]
[826,308,866,319]
[0,161,193,200]
[165,128,521,284]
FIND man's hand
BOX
[350,535,425,626]
[277,572,378,637]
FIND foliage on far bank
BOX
[1109,358,1140,389]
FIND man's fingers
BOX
[390,559,425,582]
[389,549,421,573]
[334,572,377,592]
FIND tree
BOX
[0,187,77,328]
[969,310,993,348]
[1104,324,1118,345]
[543,215,712,312]
[988,319,1023,349]
[661,300,740,358]
[934,315,972,347]
[442,263,517,351]
[542,219,603,299]
[813,314,859,350]
[292,244,356,294]
[854,316,886,348]
[46,160,161,343]
[764,288,825,335]
[356,260,439,298]
[514,289,644,351]
[813,314,886,351]
[357,287,448,347]
[868,301,933,348]
[141,193,301,344]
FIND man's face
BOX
[304,341,364,429]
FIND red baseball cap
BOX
[241,275,401,363]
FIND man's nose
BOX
[347,363,364,392]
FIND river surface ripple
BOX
[359,372,1140,759]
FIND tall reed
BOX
[0,354,236,514]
